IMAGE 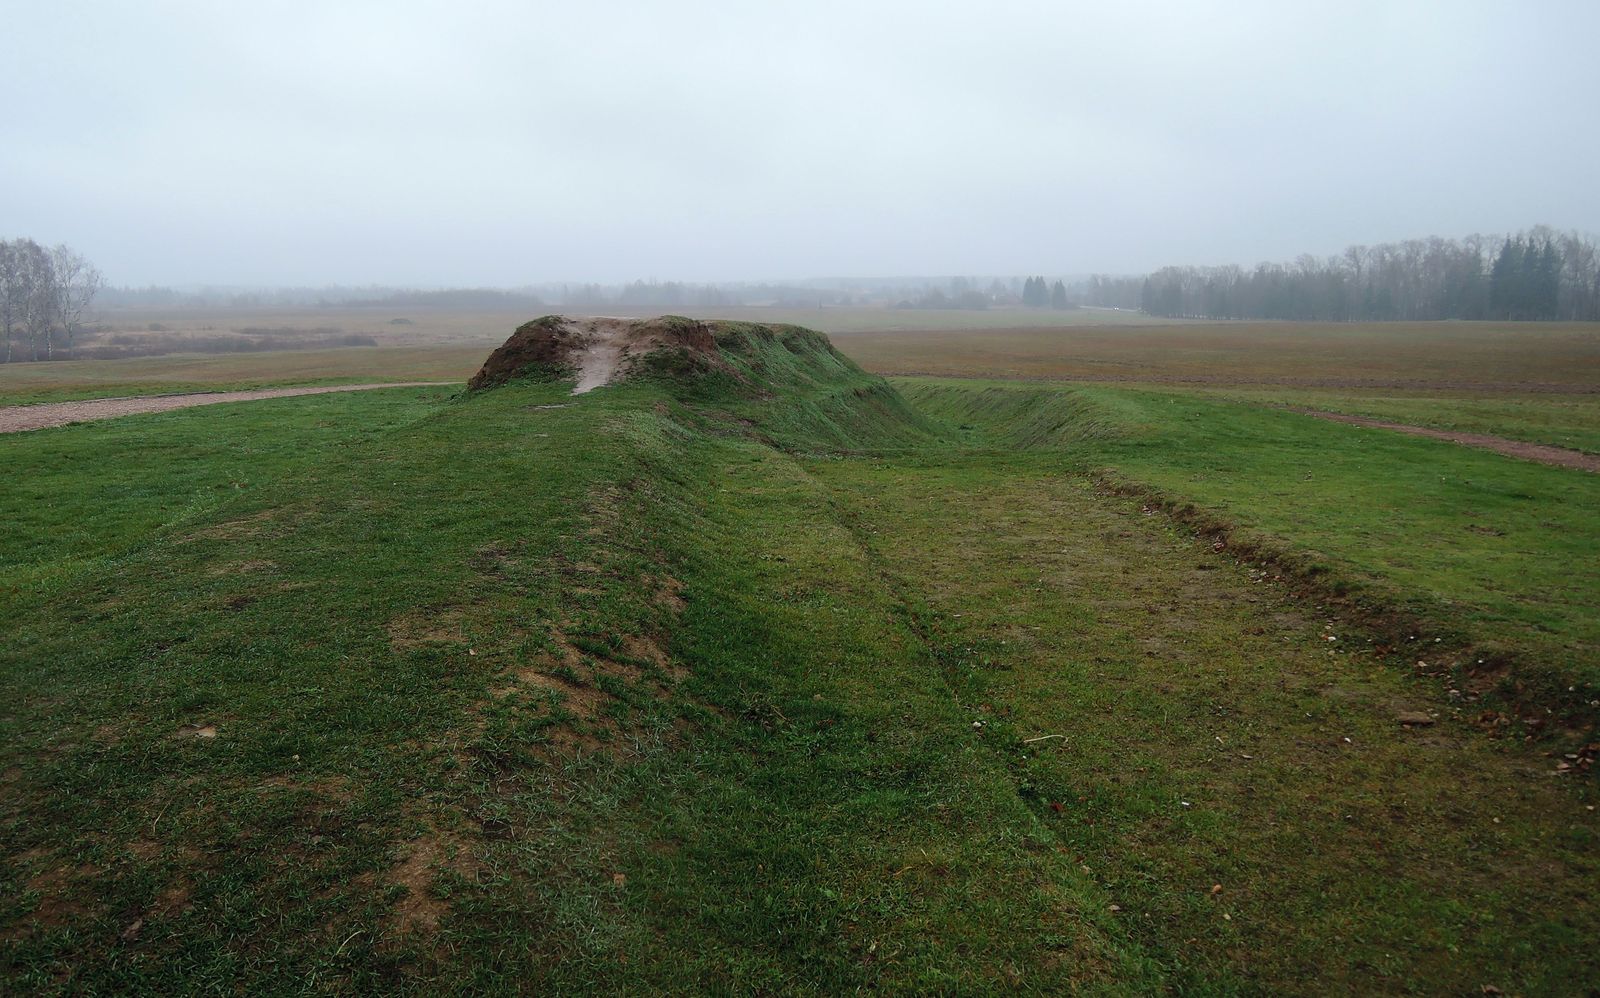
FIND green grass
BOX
[804,453,1597,995]
[3,325,1597,994]
[1,388,454,596]
[1189,387,1600,455]
[901,379,1600,704]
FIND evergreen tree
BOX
[1490,238,1521,318]
[1537,239,1561,319]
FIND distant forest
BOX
[66,224,1600,325]
[1087,226,1600,321]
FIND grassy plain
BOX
[3,315,1599,992]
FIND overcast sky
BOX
[4,1,1598,287]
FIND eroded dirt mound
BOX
[468,315,721,393]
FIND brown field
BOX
[3,309,1598,406]
[832,320,1600,389]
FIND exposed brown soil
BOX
[0,382,454,434]
[390,830,462,935]
[1301,410,1600,472]
[467,315,720,393]
[387,606,470,653]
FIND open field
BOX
[0,305,1159,405]
[3,317,1599,992]
[0,346,484,407]
[835,320,1600,389]
[61,303,1164,369]
[8,312,1596,407]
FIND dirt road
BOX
[1302,409,1600,472]
[0,382,455,434]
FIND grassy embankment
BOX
[3,322,1596,993]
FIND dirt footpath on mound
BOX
[0,382,454,434]
[1302,410,1600,472]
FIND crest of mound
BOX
[467,315,723,394]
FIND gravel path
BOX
[0,382,455,434]
[1302,410,1600,473]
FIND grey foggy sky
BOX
[4,1,1598,287]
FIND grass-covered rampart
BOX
[3,325,1596,993]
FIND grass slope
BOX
[3,326,1596,993]
[1190,387,1600,456]
[902,379,1600,711]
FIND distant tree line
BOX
[1021,276,1071,309]
[1091,227,1600,321]
[1,239,104,363]
[337,288,547,310]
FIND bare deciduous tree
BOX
[49,245,104,357]
[0,239,104,362]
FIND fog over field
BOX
[4,0,1598,287]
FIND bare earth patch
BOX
[467,315,724,394]
[388,820,474,937]
[1301,410,1600,472]
[0,382,453,434]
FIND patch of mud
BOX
[173,723,218,740]
[467,315,723,394]
[1299,410,1600,472]
[649,573,687,613]
[0,382,454,435]
[4,854,100,938]
[388,607,469,652]
[494,619,686,754]
[388,822,473,936]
